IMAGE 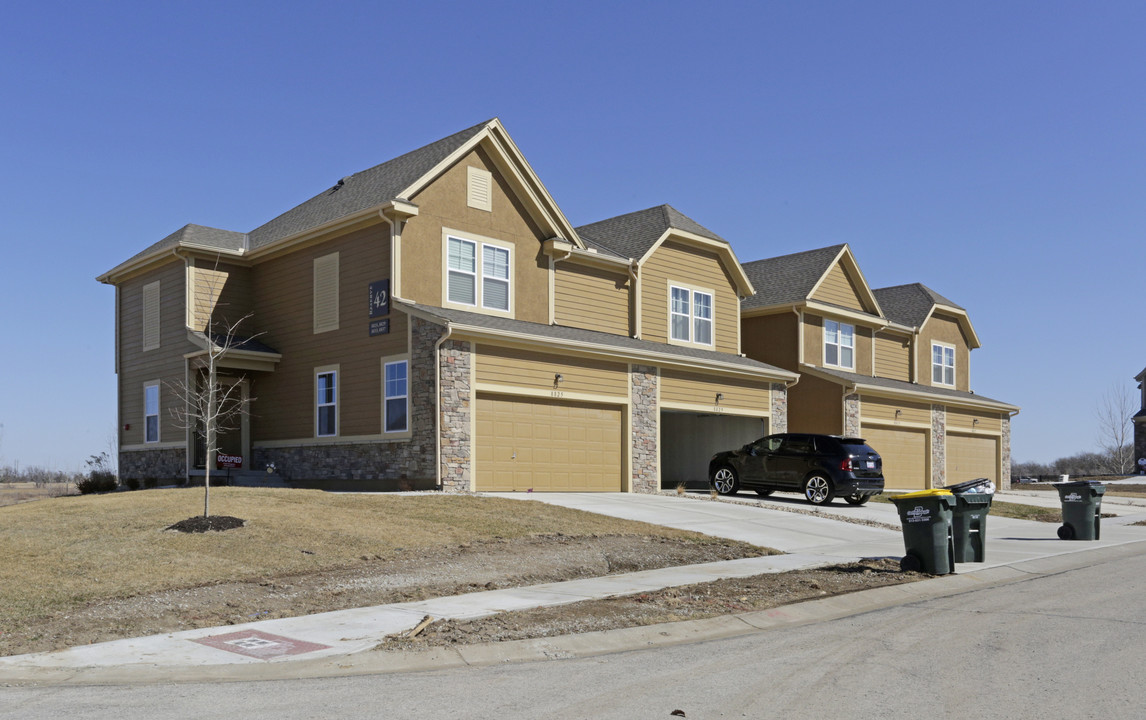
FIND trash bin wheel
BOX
[1057,524,1074,540]
[900,554,922,572]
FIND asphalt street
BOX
[4,542,1144,720]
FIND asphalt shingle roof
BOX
[247,119,491,250]
[740,245,846,309]
[807,365,1016,409]
[397,301,792,377]
[873,283,964,329]
[575,205,726,260]
[118,224,248,270]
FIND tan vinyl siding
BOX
[861,396,931,425]
[640,240,739,354]
[947,408,1002,433]
[403,146,550,323]
[810,262,865,311]
[919,313,971,391]
[475,345,628,398]
[554,263,630,335]
[741,313,799,372]
[659,369,771,412]
[874,331,912,382]
[786,374,843,435]
[189,260,253,332]
[119,260,197,448]
[251,223,404,441]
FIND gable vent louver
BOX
[467,166,492,212]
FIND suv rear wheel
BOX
[712,466,740,495]
[803,474,834,505]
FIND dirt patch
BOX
[165,515,246,533]
[379,558,920,650]
[1,533,765,657]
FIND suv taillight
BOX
[840,457,854,472]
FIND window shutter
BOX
[142,281,160,351]
[313,253,340,333]
[467,166,492,211]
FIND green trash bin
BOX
[1055,481,1105,540]
[947,478,994,563]
[890,489,955,575]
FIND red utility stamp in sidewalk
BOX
[191,630,330,660]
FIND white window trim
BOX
[932,341,956,387]
[441,228,514,318]
[143,381,160,444]
[666,282,716,349]
[315,365,339,438]
[382,355,411,436]
[823,319,856,371]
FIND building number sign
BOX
[369,279,391,336]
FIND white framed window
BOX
[824,319,855,370]
[443,230,514,316]
[384,360,409,433]
[932,342,956,386]
[316,367,338,437]
[144,382,160,443]
[668,284,715,347]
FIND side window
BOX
[782,436,813,454]
[144,382,160,443]
[384,360,409,433]
[824,319,855,370]
[669,284,715,347]
[316,368,338,437]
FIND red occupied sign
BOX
[217,454,243,468]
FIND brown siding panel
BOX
[741,313,799,371]
[787,374,844,435]
[875,331,912,382]
[475,345,628,398]
[861,396,931,425]
[659,369,771,412]
[554,263,630,336]
[947,408,1002,433]
[640,240,740,354]
[810,262,864,311]
[919,313,971,391]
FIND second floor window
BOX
[447,235,512,313]
[317,370,337,437]
[932,343,955,386]
[670,285,714,346]
[824,319,854,370]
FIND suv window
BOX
[781,436,814,454]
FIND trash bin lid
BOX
[1055,480,1106,489]
[893,489,953,500]
[947,478,992,494]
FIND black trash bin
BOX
[1055,481,1105,540]
[947,478,994,563]
[890,489,955,575]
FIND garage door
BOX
[947,433,998,484]
[475,394,623,492]
[861,425,928,490]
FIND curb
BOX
[4,540,1143,687]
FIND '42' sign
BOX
[369,280,390,318]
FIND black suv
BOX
[709,433,884,506]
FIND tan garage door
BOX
[861,425,928,490]
[476,394,623,492]
[947,433,998,484]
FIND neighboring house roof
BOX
[575,205,726,261]
[802,365,1019,412]
[873,283,964,329]
[247,119,491,251]
[740,244,847,310]
[397,301,796,380]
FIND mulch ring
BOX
[165,515,246,533]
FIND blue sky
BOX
[1,1,1143,471]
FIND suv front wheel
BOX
[803,474,834,505]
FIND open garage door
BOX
[947,433,998,485]
[661,413,767,489]
[475,394,623,492]
[862,425,928,490]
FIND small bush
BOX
[121,476,141,491]
[77,471,118,494]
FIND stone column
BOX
[769,383,788,434]
[438,337,472,493]
[630,365,658,493]
[843,393,861,437]
[931,404,946,488]
[1000,413,1012,491]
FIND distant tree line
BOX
[1013,444,1136,479]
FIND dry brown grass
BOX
[0,482,75,508]
[0,488,737,634]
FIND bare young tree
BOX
[1095,383,1135,476]
[167,257,258,517]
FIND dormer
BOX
[874,283,980,391]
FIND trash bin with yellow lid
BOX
[890,489,956,575]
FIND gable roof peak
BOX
[740,244,851,310]
[574,204,726,260]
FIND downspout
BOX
[434,322,454,491]
[628,260,640,339]
[792,306,803,365]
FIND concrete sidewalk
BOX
[2,490,1144,685]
